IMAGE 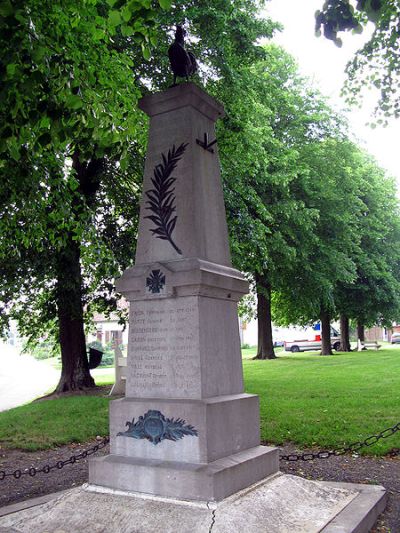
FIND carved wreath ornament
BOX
[117,410,198,445]
[144,143,188,255]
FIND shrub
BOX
[25,340,59,360]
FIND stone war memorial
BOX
[0,37,387,532]
[88,82,279,501]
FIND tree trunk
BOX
[54,152,103,392]
[320,307,332,355]
[339,314,351,352]
[254,274,276,360]
[357,321,365,342]
[55,237,95,392]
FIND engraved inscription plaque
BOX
[127,297,201,399]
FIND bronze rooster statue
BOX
[168,25,197,85]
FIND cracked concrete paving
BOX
[206,502,216,533]
[0,473,384,533]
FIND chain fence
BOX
[280,420,400,461]
[0,437,109,482]
[0,420,399,482]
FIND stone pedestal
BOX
[89,83,279,500]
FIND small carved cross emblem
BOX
[146,269,166,294]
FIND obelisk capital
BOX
[139,82,225,122]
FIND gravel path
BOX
[0,441,398,531]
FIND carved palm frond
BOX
[164,417,198,441]
[144,143,188,254]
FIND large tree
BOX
[0,0,278,390]
[335,151,400,348]
[215,45,346,359]
[0,0,168,391]
[273,139,365,355]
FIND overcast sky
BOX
[264,0,400,189]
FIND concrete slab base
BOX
[0,473,386,533]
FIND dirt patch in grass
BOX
[34,385,113,402]
[0,441,398,531]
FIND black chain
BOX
[280,421,400,462]
[1,421,399,480]
[0,437,109,482]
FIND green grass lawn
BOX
[242,346,284,359]
[93,370,115,385]
[1,347,399,454]
[0,396,111,451]
[244,348,400,455]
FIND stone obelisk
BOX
[89,83,278,501]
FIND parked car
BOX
[284,336,341,353]
[273,340,284,347]
[391,332,400,344]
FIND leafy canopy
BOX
[316,0,400,118]
[0,0,170,163]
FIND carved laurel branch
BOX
[144,143,188,254]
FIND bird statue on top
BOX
[168,25,198,85]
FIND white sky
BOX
[264,0,400,189]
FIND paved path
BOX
[0,345,59,412]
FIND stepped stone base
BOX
[108,394,263,464]
[91,394,277,502]
[0,474,387,533]
[89,445,279,501]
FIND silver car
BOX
[391,332,400,344]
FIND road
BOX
[0,345,59,412]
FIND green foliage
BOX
[24,340,60,361]
[315,0,365,46]
[0,146,143,345]
[0,0,161,163]
[210,41,358,331]
[335,151,400,326]
[271,139,400,329]
[0,0,279,361]
[316,0,400,118]
[0,0,161,354]
[216,44,340,283]
[132,0,278,92]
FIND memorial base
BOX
[89,394,278,501]
[89,445,278,501]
